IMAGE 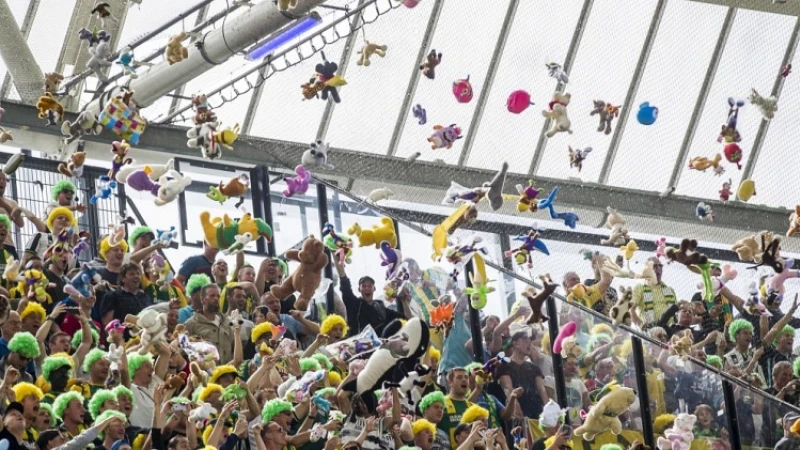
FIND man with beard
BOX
[184,284,234,363]
[11,382,43,445]
[98,263,153,327]
[258,258,294,313]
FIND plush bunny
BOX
[657,413,696,450]
[601,207,629,246]
[156,171,192,206]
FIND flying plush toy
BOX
[199,212,272,250]
[380,241,403,279]
[738,179,756,202]
[723,143,743,169]
[507,90,534,114]
[719,97,744,143]
[464,254,494,310]
[321,223,353,265]
[356,41,387,67]
[553,321,577,355]
[787,206,800,237]
[538,186,579,228]
[542,92,573,137]
[688,154,723,174]
[637,102,658,125]
[420,49,442,80]
[545,62,569,84]
[340,317,430,413]
[452,76,473,103]
[301,52,347,103]
[348,217,397,248]
[269,236,328,311]
[187,122,240,160]
[568,146,592,172]
[36,93,64,126]
[505,229,549,268]
[696,202,715,222]
[301,140,334,170]
[428,124,463,149]
[590,100,621,135]
[412,104,427,124]
[719,178,733,203]
[90,176,117,204]
[207,174,250,208]
[574,383,637,441]
[514,180,540,213]
[284,165,311,198]
[429,302,454,334]
[601,207,629,246]
[431,204,478,260]
[749,88,777,120]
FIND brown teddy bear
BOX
[44,72,64,93]
[58,149,86,178]
[165,32,190,65]
[270,235,329,311]
[36,93,64,125]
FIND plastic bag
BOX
[325,325,382,361]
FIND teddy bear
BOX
[420,49,442,80]
[36,93,64,126]
[270,236,329,312]
[669,332,693,360]
[732,233,762,262]
[44,72,64,93]
[600,207,629,246]
[165,32,190,65]
[356,41,388,67]
[542,92,573,138]
[87,39,114,82]
[657,413,696,450]
[610,286,633,326]
[787,206,800,237]
[573,385,637,440]
[347,217,398,248]
[277,0,298,11]
[666,239,708,267]
[126,310,168,355]
[165,372,187,390]
[61,110,103,145]
[58,147,87,178]
[188,402,217,424]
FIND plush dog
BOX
[269,236,329,311]
[36,93,64,125]
[356,42,388,67]
[590,100,620,135]
[165,32,190,65]
[348,217,398,248]
[542,92,573,138]
[420,49,442,80]
[610,286,634,326]
[749,88,777,120]
[573,384,637,440]
[61,110,103,144]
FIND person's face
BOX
[52,214,71,234]
[564,357,578,377]
[595,361,614,382]
[202,286,221,313]
[108,418,126,439]
[106,246,125,265]
[207,391,223,410]
[238,266,255,283]
[677,305,693,326]
[563,272,580,290]
[264,259,280,281]
[275,411,293,430]
[134,234,154,252]
[775,367,793,389]
[3,409,24,432]
[425,402,444,423]
[779,333,794,352]
[696,407,712,428]
[416,429,434,450]
[21,395,39,421]
[359,280,375,298]
[22,314,41,335]
[101,399,119,416]
[212,260,228,278]
[449,370,469,396]
[167,309,178,328]
[0,225,7,244]
[2,312,21,338]
[253,307,267,325]
[328,324,344,341]
[736,329,752,347]
[218,373,235,388]
[117,395,133,416]
[512,336,531,354]
[122,268,141,289]
[649,258,663,282]
[10,351,30,370]
[231,289,247,310]
[135,362,154,385]
[57,190,74,206]
[266,423,288,446]
[50,366,71,390]
[66,399,85,423]
[32,408,51,431]
[173,437,190,450]
[51,335,71,354]
[263,294,281,314]
[455,428,470,446]
[92,358,110,381]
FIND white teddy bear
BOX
[127,310,168,355]
[657,413,696,450]
[155,170,192,206]
[600,206,629,246]
[87,40,113,82]
[542,92,573,138]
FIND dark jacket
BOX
[340,276,404,337]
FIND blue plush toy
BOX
[64,263,101,298]
[90,176,117,204]
[156,227,178,247]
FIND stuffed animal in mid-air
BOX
[749,88,777,120]
[284,165,311,198]
[545,62,569,84]
[452,76,473,103]
[696,202,715,222]
[91,2,119,27]
[199,212,272,249]
[590,100,620,135]
[44,72,64,93]
[302,53,347,103]
[165,32,190,65]
[412,104,427,124]
[688,154,723,174]
[270,236,329,311]
[90,175,117,204]
[58,145,87,178]
[573,384,636,440]
[601,207,629,246]
[420,49,442,80]
[542,92,572,137]
[356,41,387,67]
[568,146,592,172]
[787,206,800,237]
[277,0,298,11]
[87,37,114,82]
[36,93,64,126]
[718,97,744,143]
[0,127,11,144]
[301,140,334,170]
[61,110,103,144]
[428,124,463,149]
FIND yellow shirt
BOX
[633,282,677,326]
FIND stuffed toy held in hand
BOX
[610,286,634,326]
[656,413,696,450]
[126,310,168,354]
[573,383,637,441]
[340,318,430,413]
[269,236,329,311]
[199,212,272,249]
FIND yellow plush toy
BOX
[199,212,272,249]
[164,32,190,65]
[347,217,397,248]
[573,384,637,441]
[277,0,298,11]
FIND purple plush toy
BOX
[283,165,311,198]
[126,169,161,196]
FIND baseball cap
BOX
[358,276,375,286]
[6,401,24,416]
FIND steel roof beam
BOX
[0,0,44,104]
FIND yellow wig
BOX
[12,382,44,401]
[412,419,436,436]
[546,436,572,450]
[132,433,147,450]
[199,383,223,402]
[47,207,76,231]
[320,314,348,336]
[328,371,342,387]
[591,323,614,337]
[250,322,274,343]
[21,302,46,322]
[653,414,676,436]
[459,405,489,424]
[427,346,441,363]
[792,418,800,435]
[99,235,129,259]
[203,425,232,445]
[209,365,238,384]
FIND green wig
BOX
[186,273,213,297]
[42,355,74,383]
[89,389,117,420]
[222,384,247,402]
[314,387,336,400]
[774,325,796,345]
[127,354,153,379]
[0,215,10,230]
[39,403,54,421]
[728,318,754,341]
[83,348,108,373]
[171,396,191,405]
[706,355,723,369]
[94,409,127,439]
[464,362,482,373]
[51,180,77,201]
[128,226,155,248]
[53,391,85,420]
[113,385,135,406]
[261,399,293,424]
[299,358,321,373]
[793,357,800,378]
[8,332,40,359]
[71,328,100,350]
[600,446,624,450]
[311,353,332,371]
[419,391,446,414]
[587,333,613,352]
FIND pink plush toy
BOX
[702,264,738,297]
[401,0,420,7]
[553,321,577,355]
[655,237,667,260]
[283,165,311,198]
[507,90,534,114]
[770,258,799,294]
[452,76,473,103]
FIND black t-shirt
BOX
[531,437,546,450]
[96,267,120,285]
[98,289,154,323]
[496,360,545,418]
[43,268,69,313]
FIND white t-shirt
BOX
[341,416,394,450]
[129,375,163,428]
[544,376,587,423]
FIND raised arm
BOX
[764,295,799,344]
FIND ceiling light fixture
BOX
[245,12,322,61]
